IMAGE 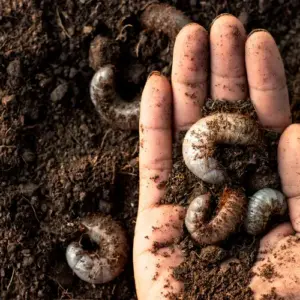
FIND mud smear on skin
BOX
[0,0,300,299]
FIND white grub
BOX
[185,188,247,245]
[89,5,191,130]
[66,214,128,284]
[90,65,140,130]
[182,113,261,184]
[245,188,287,235]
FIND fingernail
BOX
[247,28,269,38]
[210,13,234,30]
[181,22,208,33]
[147,70,161,80]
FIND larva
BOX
[245,188,287,235]
[89,4,191,130]
[182,113,261,184]
[185,188,247,245]
[66,214,128,284]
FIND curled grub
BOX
[245,188,287,235]
[183,113,262,184]
[90,65,140,130]
[66,214,129,284]
[185,188,247,245]
[89,4,191,130]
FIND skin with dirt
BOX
[0,1,300,300]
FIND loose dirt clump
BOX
[0,0,300,299]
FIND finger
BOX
[210,14,248,101]
[278,124,300,231]
[257,222,294,260]
[246,30,291,132]
[139,72,172,213]
[172,23,208,132]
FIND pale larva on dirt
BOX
[245,188,287,235]
[183,113,261,184]
[90,65,140,130]
[89,3,191,130]
[185,188,247,245]
[66,214,128,284]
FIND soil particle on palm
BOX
[0,0,300,299]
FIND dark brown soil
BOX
[0,1,300,300]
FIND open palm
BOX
[133,14,296,299]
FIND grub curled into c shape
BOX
[183,113,262,184]
[185,188,247,245]
[245,188,287,235]
[66,214,129,284]
[89,3,191,130]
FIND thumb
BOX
[257,222,294,260]
[278,124,300,232]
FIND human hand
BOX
[133,14,291,299]
[250,124,300,299]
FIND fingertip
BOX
[172,22,208,131]
[141,71,172,129]
[145,70,168,88]
[176,22,207,41]
[247,28,270,39]
[246,30,291,132]
[246,30,279,62]
[210,14,248,101]
[147,70,161,80]
[210,13,236,29]
[210,13,246,35]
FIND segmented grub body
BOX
[245,188,287,235]
[90,3,191,130]
[90,65,140,130]
[185,189,247,245]
[183,113,261,184]
[140,3,191,40]
[66,214,128,284]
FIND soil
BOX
[0,0,300,300]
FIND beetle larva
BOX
[90,65,140,130]
[90,4,191,130]
[66,214,128,284]
[182,113,261,184]
[245,188,287,235]
[185,188,247,245]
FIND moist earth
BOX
[0,0,300,299]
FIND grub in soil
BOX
[163,99,289,299]
[89,3,191,130]
[1,0,300,300]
